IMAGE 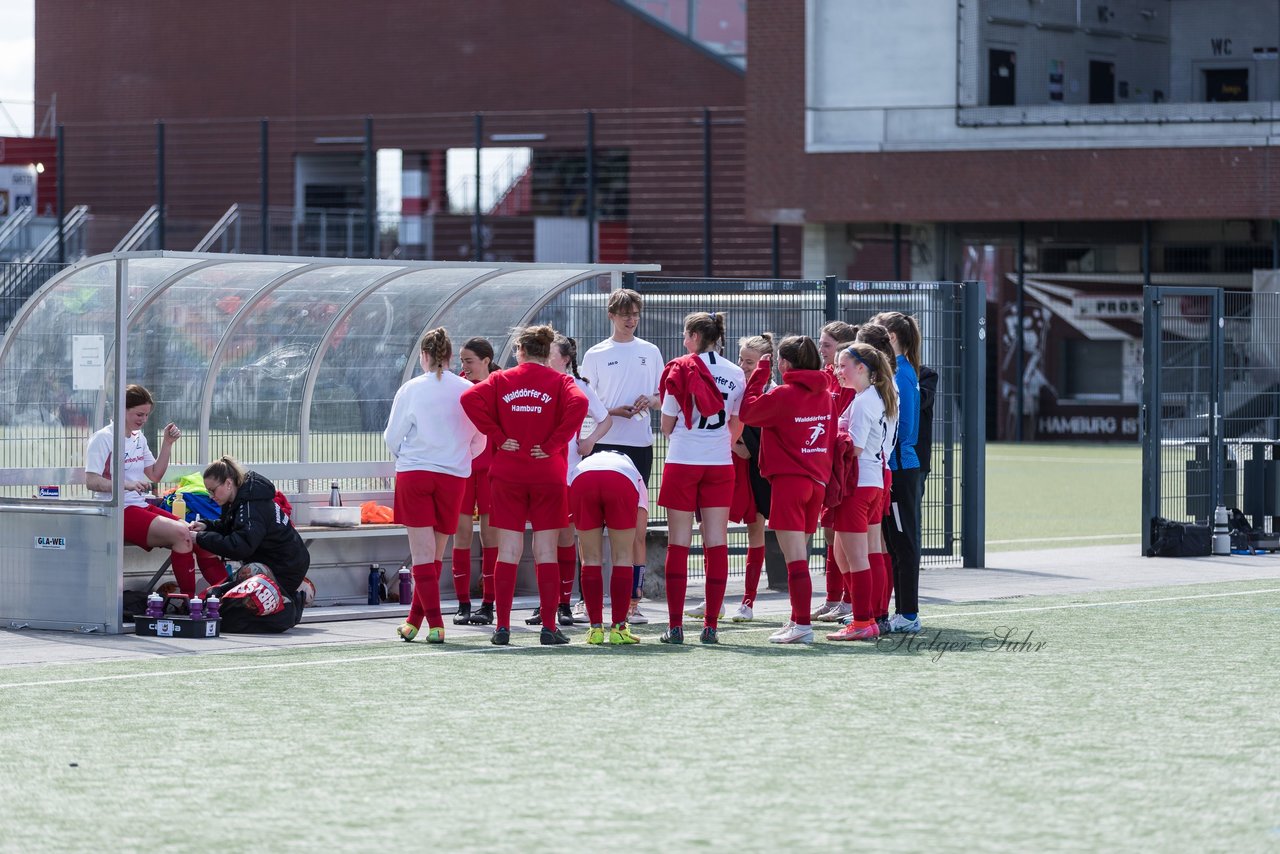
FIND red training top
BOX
[659,354,724,429]
[739,358,834,485]
[461,361,588,485]
[463,370,496,474]
[825,363,856,415]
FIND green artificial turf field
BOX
[1,578,1274,851]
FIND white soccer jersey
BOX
[660,351,745,466]
[567,376,611,480]
[580,336,663,447]
[849,386,889,488]
[85,423,154,507]
[569,449,648,510]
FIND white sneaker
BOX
[627,603,649,625]
[810,601,839,621]
[727,602,754,622]
[571,600,591,624]
[768,623,814,644]
[684,600,724,619]
[768,620,796,641]
[817,602,851,623]
[887,613,922,634]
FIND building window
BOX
[1088,60,1115,104]
[1205,68,1249,102]
[1224,244,1272,274]
[988,49,1017,106]
[1062,339,1123,400]
[1163,246,1213,274]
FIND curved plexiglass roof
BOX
[0,252,657,480]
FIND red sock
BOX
[557,545,577,606]
[787,560,812,625]
[171,550,196,596]
[742,545,765,607]
[703,544,728,629]
[580,564,604,625]
[823,543,840,603]
[494,560,518,629]
[536,563,559,630]
[664,544,690,628]
[481,546,498,604]
[868,553,885,623]
[451,548,472,605]
[194,548,228,587]
[851,568,873,622]
[408,562,437,629]
[843,570,858,611]
[610,564,632,625]
[881,550,894,618]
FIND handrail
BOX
[113,205,160,252]
[193,203,241,252]
[0,207,34,255]
[20,205,89,265]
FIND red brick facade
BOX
[746,0,1280,225]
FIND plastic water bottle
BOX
[206,595,221,621]
[189,597,204,620]
[172,493,187,522]
[368,563,381,605]
[398,565,412,606]
[329,482,342,507]
[145,593,163,618]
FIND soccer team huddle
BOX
[383,288,933,646]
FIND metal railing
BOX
[194,203,242,253]
[113,205,160,252]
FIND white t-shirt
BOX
[660,351,745,466]
[567,377,611,481]
[383,370,484,476]
[569,449,648,510]
[848,386,889,488]
[580,336,663,448]
[85,423,154,507]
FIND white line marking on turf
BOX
[5,587,1279,689]
[987,533,1139,544]
[986,455,1140,464]
[735,586,1280,633]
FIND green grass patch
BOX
[0,579,1274,849]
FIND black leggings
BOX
[884,468,923,615]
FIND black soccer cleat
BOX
[490,627,511,646]
[540,626,571,645]
[467,602,494,625]
[524,607,543,625]
[557,603,574,627]
[453,603,472,625]
[699,626,718,644]
[660,626,685,645]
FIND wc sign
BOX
[34,536,67,550]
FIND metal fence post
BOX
[260,118,269,254]
[824,274,838,323]
[155,120,165,251]
[473,112,484,262]
[586,110,596,264]
[961,279,986,568]
[56,125,65,264]
[1016,221,1025,442]
[1141,285,1162,554]
[1209,286,1225,517]
[363,116,375,257]
[702,107,712,277]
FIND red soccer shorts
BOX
[490,477,569,532]
[658,463,734,513]
[767,474,824,535]
[460,468,493,517]
[833,485,884,534]
[123,503,175,548]
[571,470,640,532]
[394,470,466,534]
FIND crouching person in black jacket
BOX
[192,455,310,633]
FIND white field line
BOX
[4,586,1278,689]
[986,455,1140,464]
[987,533,1139,544]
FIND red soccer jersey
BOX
[461,361,588,485]
[739,361,834,485]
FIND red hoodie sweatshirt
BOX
[739,358,834,485]
[659,354,724,429]
[460,361,588,485]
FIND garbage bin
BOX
[1185,446,1237,522]
[763,529,788,590]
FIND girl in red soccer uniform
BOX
[384,329,484,644]
[813,321,859,622]
[827,342,899,641]
[852,321,898,631]
[453,337,500,627]
[568,450,646,645]
[723,333,775,623]
[657,312,745,644]
[461,325,589,646]
[739,335,834,644]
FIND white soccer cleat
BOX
[627,603,650,625]
[684,600,724,619]
[727,602,754,622]
[887,613,922,634]
[768,623,814,644]
[571,600,591,624]
[767,619,796,641]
